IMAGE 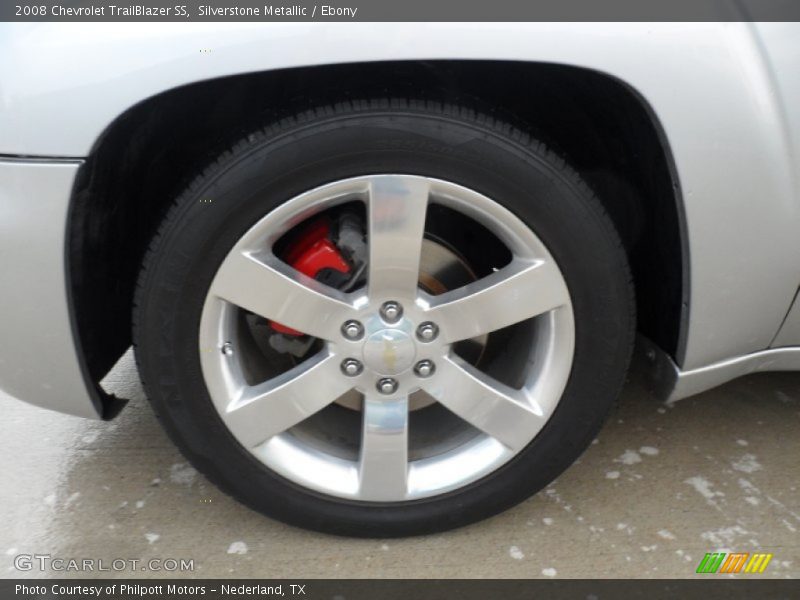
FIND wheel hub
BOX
[362,326,416,376]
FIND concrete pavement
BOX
[1,350,798,579]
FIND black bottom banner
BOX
[1,579,798,600]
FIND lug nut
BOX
[380,301,403,323]
[221,342,234,356]
[341,358,363,377]
[416,322,439,342]
[376,377,399,395]
[341,320,364,340]
[414,360,435,378]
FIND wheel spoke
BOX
[358,394,410,500]
[367,176,430,300]
[221,352,352,448]
[425,355,546,451]
[210,250,354,341]
[425,258,569,343]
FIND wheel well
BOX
[68,60,687,409]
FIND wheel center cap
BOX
[362,328,416,376]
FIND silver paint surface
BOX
[2,22,800,415]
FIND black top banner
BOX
[3,0,800,22]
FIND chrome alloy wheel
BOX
[198,175,575,502]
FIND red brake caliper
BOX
[269,218,351,336]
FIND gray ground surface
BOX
[1,350,798,579]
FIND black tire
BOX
[133,99,634,537]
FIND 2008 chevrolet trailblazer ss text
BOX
[0,22,798,537]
